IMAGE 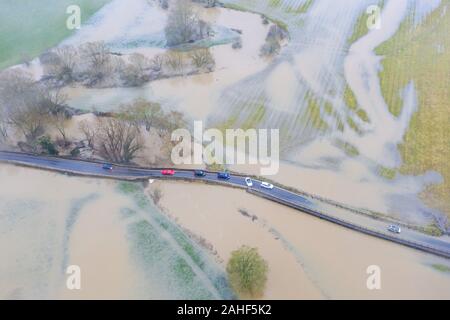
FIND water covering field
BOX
[0,166,233,299]
[55,0,450,227]
[1,0,450,299]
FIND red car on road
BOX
[161,169,175,176]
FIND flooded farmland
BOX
[1,0,450,299]
[56,0,450,227]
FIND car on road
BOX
[245,177,253,187]
[260,181,274,190]
[194,170,207,177]
[161,169,175,176]
[387,224,401,234]
[102,163,113,170]
[218,172,231,180]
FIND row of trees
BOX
[0,68,186,164]
[78,99,187,163]
[41,41,215,88]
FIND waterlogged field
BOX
[213,0,450,227]
[1,0,450,299]
[376,1,450,221]
[0,165,233,299]
[2,0,449,226]
[0,0,110,70]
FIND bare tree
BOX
[80,42,113,84]
[96,117,143,163]
[150,54,164,72]
[78,120,97,148]
[119,55,149,87]
[164,0,211,46]
[81,42,111,67]
[129,53,151,73]
[0,104,8,140]
[0,70,49,142]
[190,48,215,70]
[51,111,70,145]
[45,45,78,82]
[8,102,48,142]
[165,50,185,72]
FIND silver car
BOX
[245,177,253,187]
[260,182,274,190]
[387,225,401,234]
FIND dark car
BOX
[102,163,113,170]
[217,172,231,180]
[194,170,207,177]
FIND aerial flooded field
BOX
[0,165,233,299]
[1,0,449,300]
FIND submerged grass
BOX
[431,264,450,274]
[118,181,235,299]
[375,2,450,217]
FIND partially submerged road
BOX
[1,150,449,259]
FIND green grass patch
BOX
[334,139,360,157]
[343,86,370,123]
[305,98,328,132]
[285,0,314,14]
[241,102,266,130]
[118,181,141,194]
[377,166,397,180]
[0,0,110,70]
[431,264,450,273]
[417,223,444,237]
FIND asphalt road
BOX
[1,150,449,259]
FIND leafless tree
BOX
[129,53,151,73]
[96,117,143,163]
[0,104,8,140]
[51,111,70,145]
[8,102,48,142]
[78,120,97,148]
[150,54,164,72]
[80,42,113,84]
[164,0,211,46]
[190,48,215,70]
[81,42,111,67]
[120,54,151,87]
[0,70,50,142]
[49,45,78,81]
[165,50,185,72]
